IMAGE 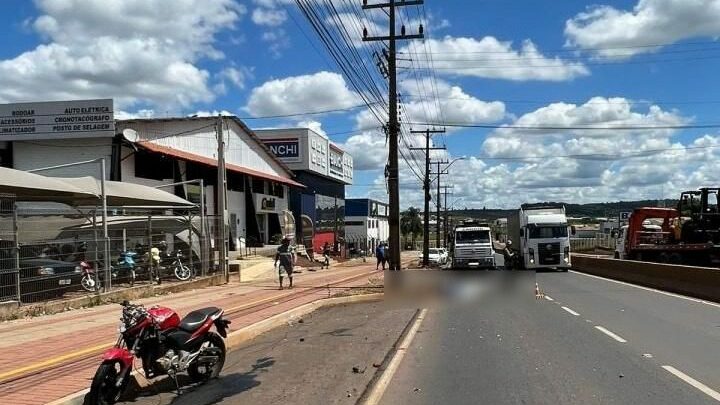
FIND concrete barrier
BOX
[571,254,720,302]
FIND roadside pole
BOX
[363,0,424,271]
[410,128,445,266]
[216,115,229,282]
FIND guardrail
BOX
[571,254,720,303]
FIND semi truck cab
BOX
[451,225,496,269]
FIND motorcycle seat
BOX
[179,307,221,332]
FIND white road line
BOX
[561,306,580,316]
[361,308,428,405]
[544,295,554,301]
[662,365,720,402]
[569,270,720,309]
[594,325,627,343]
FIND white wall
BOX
[117,118,292,181]
[13,138,112,178]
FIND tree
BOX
[401,207,423,246]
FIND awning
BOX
[0,167,98,203]
[59,177,195,207]
[136,142,305,188]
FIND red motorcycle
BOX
[87,300,231,404]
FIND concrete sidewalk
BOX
[0,260,384,405]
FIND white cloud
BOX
[565,0,720,57]
[0,0,245,109]
[245,71,361,116]
[296,120,327,137]
[399,78,506,126]
[214,66,253,94]
[342,130,388,171]
[401,36,589,81]
[251,7,287,26]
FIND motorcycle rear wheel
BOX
[174,264,192,281]
[188,332,226,383]
[81,274,97,292]
[87,361,128,405]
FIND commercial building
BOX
[0,99,303,248]
[255,128,353,253]
[344,198,389,252]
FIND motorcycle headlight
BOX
[118,321,127,333]
[38,267,55,276]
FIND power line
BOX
[408,122,720,130]
[398,39,720,55]
[238,103,377,119]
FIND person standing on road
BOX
[321,242,331,269]
[274,238,295,289]
[375,243,385,270]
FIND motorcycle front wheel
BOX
[87,361,128,405]
[174,264,192,281]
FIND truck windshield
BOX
[455,231,490,243]
[528,226,568,239]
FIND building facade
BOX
[255,128,353,253]
[345,199,389,252]
[0,99,303,248]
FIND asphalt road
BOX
[380,270,720,405]
[117,302,416,405]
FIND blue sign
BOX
[265,139,299,158]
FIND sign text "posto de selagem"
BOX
[0,99,115,140]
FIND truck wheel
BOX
[658,253,670,264]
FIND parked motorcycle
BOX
[147,246,193,284]
[114,250,138,286]
[79,260,98,292]
[87,300,230,404]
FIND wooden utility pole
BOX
[363,0,423,271]
[410,128,445,265]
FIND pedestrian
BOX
[381,243,389,270]
[321,242,331,269]
[274,238,295,289]
[375,243,385,270]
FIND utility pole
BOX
[430,160,449,248]
[216,115,228,282]
[442,187,453,247]
[410,128,445,266]
[363,0,424,271]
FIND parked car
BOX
[428,248,447,265]
[0,257,84,303]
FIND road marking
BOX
[594,326,627,343]
[0,341,112,383]
[569,270,720,309]
[561,306,580,316]
[544,295,554,301]
[662,365,720,402]
[361,308,427,405]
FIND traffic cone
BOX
[535,282,544,299]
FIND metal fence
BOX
[570,233,618,253]
[0,201,219,305]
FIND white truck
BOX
[507,205,572,271]
[450,221,496,269]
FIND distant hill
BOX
[449,199,678,221]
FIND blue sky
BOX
[1,0,720,208]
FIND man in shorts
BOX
[274,237,295,289]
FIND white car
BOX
[428,248,447,265]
